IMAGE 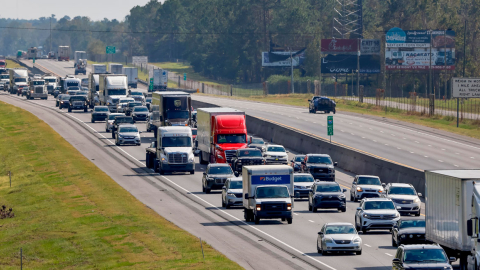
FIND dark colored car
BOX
[202,163,234,193]
[68,95,88,112]
[145,97,152,110]
[230,148,265,173]
[111,116,135,138]
[131,106,149,122]
[392,218,428,247]
[58,94,71,109]
[308,181,347,212]
[301,154,337,181]
[191,110,197,127]
[392,244,455,270]
[290,154,305,172]
[308,96,336,114]
[125,102,143,116]
[91,106,110,123]
[248,137,266,152]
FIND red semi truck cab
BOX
[197,108,248,164]
[0,59,6,70]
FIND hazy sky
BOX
[1,0,160,21]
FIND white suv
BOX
[354,198,400,234]
[350,175,385,202]
[383,183,422,216]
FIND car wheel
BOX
[317,244,321,254]
[356,250,362,255]
[190,170,194,175]
[308,202,312,211]
[222,198,225,207]
[254,214,260,224]
[392,235,397,247]
[350,192,354,201]
[91,119,95,123]
[313,207,317,213]
[205,188,211,194]
[112,131,115,139]
[202,183,206,193]
[68,108,72,112]
[281,218,286,221]
[115,141,120,146]
[340,207,346,212]
[362,228,367,234]
[415,210,421,216]
[287,218,292,224]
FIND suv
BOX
[308,96,336,114]
[202,163,234,194]
[105,113,124,132]
[131,106,149,122]
[293,173,315,199]
[301,154,337,181]
[230,148,265,173]
[392,218,427,247]
[308,181,347,212]
[383,183,422,216]
[290,154,305,172]
[392,244,455,270]
[115,124,141,146]
[67,95,88,112]
[221,176,243,209]
[111,116,134,138]
[125,102,143,116]
[247,137,266,152]
[355,198,400,234]
[350,175,385,202]
[91,106,110,123]
[263,144,288,165]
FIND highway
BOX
[0,58,418,269]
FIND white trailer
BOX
[123,67,138,88]
[149,68,168,92]
[98,74,128,112]
[425,170,480,269]
[108,63,123,75]
[92,64,107,74]
[58,46,70,61]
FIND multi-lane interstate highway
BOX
[2,59,474,269]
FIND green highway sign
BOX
[327,116,333,136]
[183,73,187,81]
[106,46,116,54]
[149,78,154,91]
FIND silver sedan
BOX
[317,223,362,255]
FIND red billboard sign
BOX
[321,39,358,53]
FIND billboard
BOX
[321,39,358,54]
[262,51,305,67]
[132,56,148,65]
[321,54,381,74]
[361,39,381,54]
[386,28,455,48]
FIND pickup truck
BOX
[230,148,265,174]
[111,116,134,138]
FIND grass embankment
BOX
[5,60,22,69]
[0,101,241,269]
[200,93,480,140]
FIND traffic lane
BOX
[0,92,322,270]
[35,59,90,80]
[193,95,480,169]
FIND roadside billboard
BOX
[321,39,358,54]
[132,56,148,65]
[321,54,381,74]
[261,51,305,67]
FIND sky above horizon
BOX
[1,0,161,21]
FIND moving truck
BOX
[74,51,87,75]
[58,46,70,61]
[425,170,480,269]
[59,75,81,93]
[108,63,123,75]
[145,126,195,175]
[98,74,128,112]
[0,56,6,71]
[27,47,38,60]
[123,67,138,88]
[243,165,294,224]
[27,78,48,100]
[9,68,28,95]
[88,64,107,108]
[149,91,191,137]
[149,68,168,91]
[43,74,58,94]
[196,108,248,164]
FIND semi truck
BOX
[149,68,168,91]
[149,91,191,138]
[243,165,294,224]
[145,126,195,175]
[27,47,38,60]
[74,51,88,75]
[123,67,138,88]
[98,74,128,112]
[59,75,81,93]
[58,46,70,61]
[43,74,58,95]
[425,170,480,269]
[108,63,123,75]
[9,68,29,95]
[27,78,48,100]
[87,64,108,108]
[0,56,6,72]
[196,108,248,164]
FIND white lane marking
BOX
[351,133,355,135]
[380,131,384,133]
[397,147,401,150]
[403,137,406,139]
[438,160,444,163]
[456,153,460,155]
[341,130,345,132]
[384,144,389,146]
[472,157,476,159]
[369,128,372,130]
[385,253,393,257]
[415,141,419,143]
[410,152,415,154]
[424,156,428,158]
[441,149,446,151]
[391,134,395,136]
[454,165,459,167]
[361,137,365,139]
[373,140,377,142]
[293,213,299,216]
[428,145,432,147]
[364,244,371,247]
[308,220,315,223]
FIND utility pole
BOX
[357,38,360,97]
[290,50,294,94]
[443,30,447,100]
[459,20,467,128]
[50,17,52,54]
[429,30,432,96]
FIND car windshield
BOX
[146,98,152,102]
[166,111,189,119]
[119,127,138,133]
[109,89,126,95]
[399,220,425,229]
[45,79,56,82]
[267,146,285,152]
[130,92,142,96]
[94,107,109,112]
[33,81,44,85]
[76,91,88,95]
[251,138,264,144]
[364,201,395,210]
[162,136,192,147]
[357,177,381,186]
[316,184,341,192]
[229,181,242,189]
[294,175,314,183]
[14,78,27,82]
[238,150,262,157]
[108,114,122,120]
[325,225,356,234]
[68,86,80,90]
[61,95,71,100]
[191,129,197,135]
[208,166,233,175]
[70,96,86,101]
[403,249,447,263]
[129,103,142,107]
[116,117,133,123]
[389,186,416,195]
[256,186,290,199]
[217,134,246,144]
[307,156,332,164]
[134,107,148,112]
[294,156,305,162]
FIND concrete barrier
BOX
[192,99,426,194]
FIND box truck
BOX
[243,165,294,224]
[108,63,123,75]
[9,68,28,95]
[58,46,70,61]
[149,68,168,91]
[123,67,138,88]
[87,64,107,108]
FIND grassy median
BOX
[5,60,22,69]
[0,101,241,269]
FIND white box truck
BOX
[425,170,480,269]
[58,46,70,61]
[243,165,294,224]
[149,68,168,92]
[98,74,128,112]
[9,68,29,95]
[123,67,138,88]
[88,64,107,108]
[108,63,123,75]
[466,178,480,270]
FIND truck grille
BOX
[369,214,396,220]
[47,85,54,90]
[225,150,236,163]
[263,203,285,211]
[392,199,413,204]
[315,168,328,173]
[35,87,43,93]
[73,101,83,106]
[168,153,187,164]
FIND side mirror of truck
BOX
[203,172,206,176]
[449,257,456,263]
[356,207,362,211]
[467,219,473,237]
[343,189,347,193]
[222,186,226,190]
[392,258,400,264]
[244,193,249,200]
[382,183,386,188]
[234,171,240,177]
[417,193,422,197]
[334,162,338,167]
[317,232,323,236]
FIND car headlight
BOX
[356,187,363,192]
[256,204,261,211]
[338,194,345,199]
[287,203,292,211]
[161,157,168,164]
[401,234,406,238]
[353,237,361,243]
[227,193,236,197]
[395,212,400,218]
[414,198,421,203]
[188,155,194,162]
[363,213,371,218]
[325,238,334,243]
[217,155,224,160]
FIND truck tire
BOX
[112,131,115,139]
[68,108,72,112]
[153,159,159,173]
[146,153,151,168]
[287,218,292,224]
[190,170,195,175]
[313,207,317,213]
[153,128,157,139]
[84,107,87,112]
[205,187,211,194]
[254,214,260,224]
[91,119,95,123]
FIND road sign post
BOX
[327,116,333,143]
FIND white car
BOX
[263,144,288,165]
[354,198,400,234]
[105,113,125,132]
[317,222,362,255]
[221,177,243,208]
[383,183,422,216]
[115,124,141,146]
[293,173,315,199]
[116,98,135,113]
[350,175,385,202]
